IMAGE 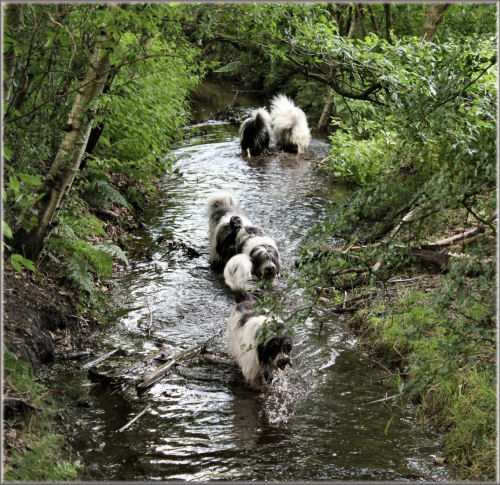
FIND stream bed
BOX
[52,86,449,481]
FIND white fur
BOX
[224,253,255,295]
[228,308,268,384]
[270,94,311,154]
[240,235,278,256]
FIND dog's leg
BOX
[246,148,251,158]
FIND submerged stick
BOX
[146,297,153,339]
[81,349,118,370]
[117,403,152,432]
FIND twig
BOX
[117,403,152,432]
[135,331,221,391]
[366,394,399,405]
[80,349,118,370]
[57,351,93,360]
[386,276,425,284]
[461,204,496,231]
[314,156,331,171]
[146,297,153,339]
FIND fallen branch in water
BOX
[81,349,119,370]
[117,403,152,432]
[314,155,331,171]
[135,332,221,391]
[56,350,93,360]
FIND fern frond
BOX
[83,180,129,210]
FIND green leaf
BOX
[3,220,13,239]
[3,146,13,161]
[10,254,36,272]
[18,173,42,186]
[213,61,239,73]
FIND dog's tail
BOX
[224,253,254,302]
[207,191,238,216]
[270,94,301,130]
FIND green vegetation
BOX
[4,3,201,292]
[3,350,80,481]
[3,3,497,481]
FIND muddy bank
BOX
[3,270,90,366]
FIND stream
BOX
[53,84,449,481]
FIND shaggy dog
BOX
[239,108,272,157]
[228,299,292,388]
[270,94,311,155]
[208,193,280,293]
[207,192,252,268]
[224,231,280,300]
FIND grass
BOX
[353,276,496,481]
[3,349,80,481]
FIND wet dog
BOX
[207,192,252,268]
[239,108,272,157]
[270,94,310,155]
[208,193,280,294]
[228,299,292,388]
[224,229,280,300]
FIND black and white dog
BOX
[270,94,310,155]
[239,108,272,157]
[228,298,292,388]
[224,232,280,301]
[208,192,280,298]
[207,192,253,268]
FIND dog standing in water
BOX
[207,192,280,298]
[239,108,272,157]
[270,94,310,157]
[227,298,292,388]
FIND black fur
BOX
[235,226,265,253]
[215,216,244,266]
[240,113,270,156]
[257,335,293,383]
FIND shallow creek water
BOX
[53,87,449,481]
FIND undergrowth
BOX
[3,349,80,481]
[353,271,496,480]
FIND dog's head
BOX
[250,244,280,281]
[257,334,292,383]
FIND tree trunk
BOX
[366,4,379,33]
[422,4,451,41]
[317,86,334,132]
[80,68,116,170]
[355,5,368,38]
[384,4,393,44]
[346,5,357,39]
[13,34,112,259]
[3,4,23,103]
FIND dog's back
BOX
[270,94,310,153]
[240,108,271,156]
